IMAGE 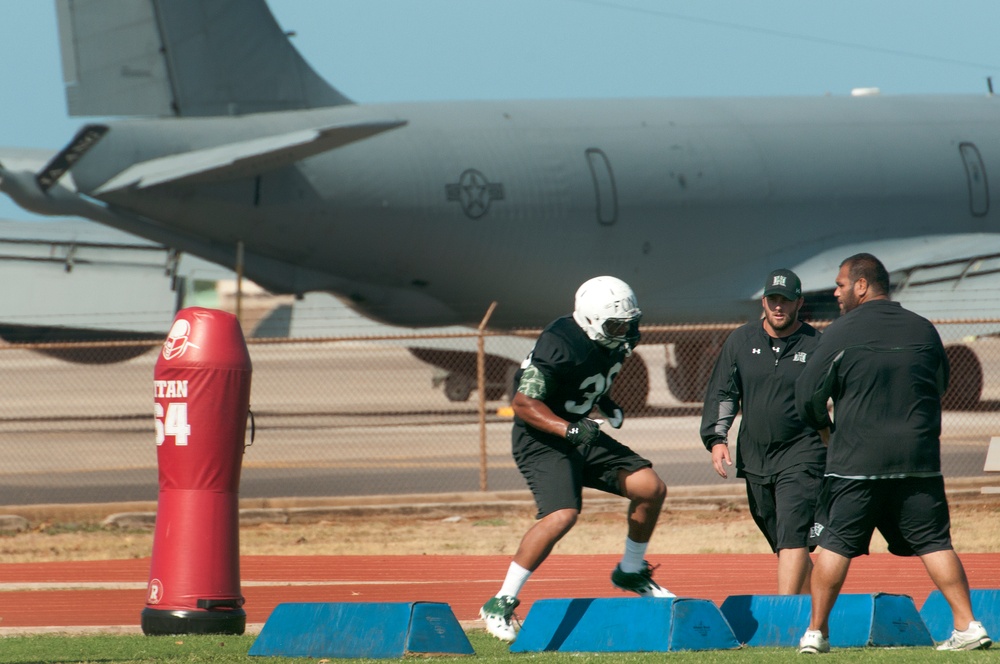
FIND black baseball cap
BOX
[763,268,802,300]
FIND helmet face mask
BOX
[602,317,641,343]
[572,276,642,352]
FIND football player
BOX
[480,276,673,643]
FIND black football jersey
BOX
[513,315,627,422]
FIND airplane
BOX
[0,217,285,363]
[2,0,1000,411]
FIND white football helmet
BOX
[572,276,642,352]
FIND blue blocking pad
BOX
[921,589,1000,643]
[248,601,474,658]
[721,593,932,648]
[510,597,739,652]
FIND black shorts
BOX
[512,423,652,519]
[744,464,824,553]
[814,475,954,558]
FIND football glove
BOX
[596,395,624,429]
[565,418,601,446]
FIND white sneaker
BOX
[936,620,992,651]
[798,629,830,654]
[479,595,520,643]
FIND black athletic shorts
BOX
[744,463,824,554]
[512,423,653,519]
[814,475,954,558]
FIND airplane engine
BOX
[0,324,159,364]
[942,345,984,411]
[610,353,649,413]
[663,331,730,405]
[410,346,651,413]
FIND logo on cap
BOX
[763,269,802,298]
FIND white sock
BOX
[619,537,648,573]
[497,561,532,599]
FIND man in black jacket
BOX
[701,268,826,595]
[794,253,990,653]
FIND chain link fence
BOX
[2,318,999,508]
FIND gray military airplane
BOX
[2,0,1000,409]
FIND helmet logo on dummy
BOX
[445,169,505,219]
[147,578,164,604]
[162,319,197,360]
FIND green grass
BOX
[0,630,997,664]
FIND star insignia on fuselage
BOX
[445,169,505,219]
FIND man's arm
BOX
[933,328,950,397]
[511,390,570,437]
[699,333,742,451]
[699,333,742,478]
[710,441,733,479]
[511,364,599,445]
[795,345,839,431]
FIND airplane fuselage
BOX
[41,93,1000,328]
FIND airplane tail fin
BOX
[55,0,351,118]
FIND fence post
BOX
[477,302,498,491]
[235,240,245,328]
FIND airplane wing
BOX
[93,119,407,194]
[0,219,177,344]
[775,233,1000,340]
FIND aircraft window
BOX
[585,148,618,225]
[959,142,989,217]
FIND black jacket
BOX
[700,321,826,477]
[794,299,948,477]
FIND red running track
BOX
[3,554,1000,632]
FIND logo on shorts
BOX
[809,522,824,539]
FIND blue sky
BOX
[2,0,1000,222]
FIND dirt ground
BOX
[3,484,1000,564]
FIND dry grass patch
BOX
[3,497,1000,563]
